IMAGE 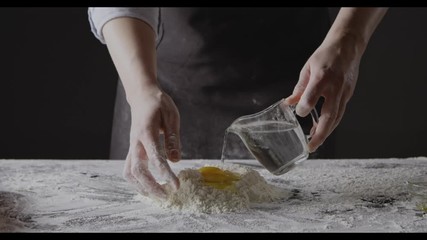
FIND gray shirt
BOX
[88,7,159,44]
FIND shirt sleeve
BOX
[88,7,159,44]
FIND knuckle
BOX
[301,92,319,108]
[305,92,318,105]
[330,110,339,119]
[294,83,305,92]
[314,131,328,143]
[320,66,337,76]
[299,68,308,79]
[343,82,355,101]
[315,70,327,80]
[316,68,342,85]
[322,113,337,122]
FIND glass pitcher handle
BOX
[286,102,319,141]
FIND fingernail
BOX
[284,96,297,105]
[308,143,321,153]
[307,143,314,152]
[296,103,310,117]
[169,149,180,161]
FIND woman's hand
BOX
[102,17,182,198]
[123,84,181,199]
[285,7,387,153]
[285,35,361,152]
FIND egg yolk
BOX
[198,166,241,190]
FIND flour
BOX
[1,159,427,232]
[150,164,291,214]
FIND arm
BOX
[102,17,180,198]
[285,7,388,152]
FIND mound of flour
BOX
[149,164,290,214]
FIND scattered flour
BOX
[148,164,291,213]
[2,159,427,232]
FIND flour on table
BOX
[138,163,291,214]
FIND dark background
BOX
[1,7,426,159]
[329,8,427,158]
[0,8,117,159]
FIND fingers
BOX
[161,108,181,162]
[122,152,149,197]
[286,42,359,154]
[285,63,324,117]
[306,76,354,152]
[123,91,181,198]
[289,64,348,153]
[333,86,352,130]
[165,133,180,162]
[140,133,180,191]
[131,142,168,199]
[295,70,324,118]
[307,87,343,153]
[124,128,180,199]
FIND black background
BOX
[1,7,426,159]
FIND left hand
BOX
[285,35,363,152]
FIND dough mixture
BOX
[144,163,291,214]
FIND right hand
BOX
[122,85,181,199]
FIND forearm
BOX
[324,7,388,57]
[102,17,158,107]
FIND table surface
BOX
[1,158,427,232]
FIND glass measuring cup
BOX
[226,98,318,175]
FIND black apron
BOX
[110,7,334,159]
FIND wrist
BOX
[322,29,367,59]
[124,77,162,109]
